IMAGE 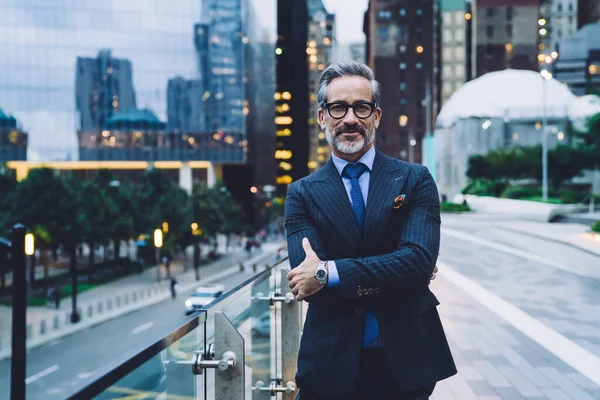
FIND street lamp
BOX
[10,224,27,400]
[154,228,163,281]
[541,68,553,202]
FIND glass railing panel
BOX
[202,267,275,399]
[66,311,206,400]
[249,267,276,400]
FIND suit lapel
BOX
[304,160,363,249]
[364,151,410,247]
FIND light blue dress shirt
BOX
[327,145,376,288]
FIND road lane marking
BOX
[131,321,154,335]
[26,364,59,384]
[438,260,600,387]
[76,371,95,379]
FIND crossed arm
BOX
[285,168,441,302]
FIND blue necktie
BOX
[342,163,380,349]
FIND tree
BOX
[77,181,114,280]
[582,113,600,158]
[107,182,135,262]
[192,183,224,248]
[547,145,592,189]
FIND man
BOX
[285,60,456,400]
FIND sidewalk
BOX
[0,243,282,360]
[492,220,600,257]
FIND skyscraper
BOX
[440,0,473,107]
[167,77,208,132]
[539,0,578,57]
[474,0,540,77]
[0,108,27,161]
[307,0,335,173]
[275,0,310,194]
[365,0,437,164]
[198,0,245,134]
[577,0,600,28]
[76,50,137,133]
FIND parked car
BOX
[184,284,225,315]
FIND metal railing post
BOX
[279,267,301,400]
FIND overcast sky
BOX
[322,0,368,44]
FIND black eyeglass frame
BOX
[320,101,377,119]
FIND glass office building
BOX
[0,0,275,163]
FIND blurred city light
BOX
[153,229,163,248]
[24,233,34,256]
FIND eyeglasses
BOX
[321,101,376,119]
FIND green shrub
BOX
[440,202,471,212]
[592,221,600,233]
[500,186,541,199]
[558,189,587,204]
[462,179,508,197]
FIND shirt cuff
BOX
[327,260,340,287]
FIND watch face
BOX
[316,270,326,280]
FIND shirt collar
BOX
[331,145,376,177]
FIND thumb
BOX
[302,237,313,254]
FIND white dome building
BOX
[432,69,577,201]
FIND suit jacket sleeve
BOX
[284,180,329,303]
[334,167,441,300]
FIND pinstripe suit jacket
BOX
[285,150,457,397]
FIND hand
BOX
[428,252,440,286]
[428,265,438,286]
[287,238,323,302]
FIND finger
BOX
[302,237,314,255]
[289,276,299,289]
[287,270,295,281]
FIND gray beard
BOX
[326,127,376,155]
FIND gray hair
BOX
[317,60,381,107]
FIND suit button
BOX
[355,307,364,315]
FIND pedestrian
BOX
[170,277,178,299]
[285,60,456,400]
[245,238,253,256]
[54,284,61,309]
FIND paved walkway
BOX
[432,272,600,400]
[492,220,600,257]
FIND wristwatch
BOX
[314,261,328,285]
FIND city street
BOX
[1,215,599,399]
[0,266,264,400]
